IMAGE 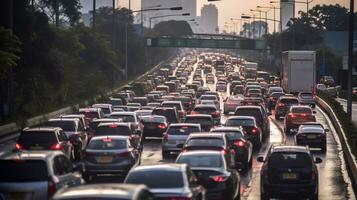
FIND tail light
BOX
[117,151,131,157]
[47,176,56,197]
[163,133,168,143]
[210,175,228,182]
[190,111,198,114]
[50,143,63,150]
[252,128,258,134]
[288,113,296,118]
[158,124,167,129]
[211,111,220,117]
[277,103,284,107]
[234,140,245,147]
[15,143,23,150]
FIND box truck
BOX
[243,62,258,79]
[282,51,316,93]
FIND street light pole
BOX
[92,0,96,30]
[347,0,354,119]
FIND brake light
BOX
[300,113,307,117]
[158,124,167,129]
[277,103,284,107]
[163,133,168,143]
[288,113,296,118]
[211,111,220,117]
[210,175,228,182]
[15,143,22,150]
[234,140,245,147]
[109,124,118,128]
[50,143,63,150]
[191,111,198,114]
[252,128,258,134]
[103,137,112,142]
[47,176,56,197]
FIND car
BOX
[52,184,154,200]
[210,127,253,171]
[78,107,105,123]
[161,100,186,120]
[234,106,270,140]
[89,118,121,132]
[267,86,284,96]
[109,112,143,134]
[298,91,315,108]
[295,123,327,152]
[223,95,244,114]
[92,103,113,118]
[147,102,161,108]
[131,97,149,106]
[199,99,220,110]
[175,96,194,112]
[162,123,201,159]
[284,105,316,134]
[246,88,262,97]
[126,103,141,111]
[274,96,299,119]
[198,94,219,103]
[60,114,90,132]
[95,122,142,149]
[124,164,206,200]
[257,145,322,200]
[216,81,227,92]
[134,109,152,118]
[230,81,243,93]
[320,75,335,87]
[15,127,75,160]
[82,136,141,181]
[47,118,89,159]
[176,151,241,200]
[140,115,168,139]
[197,86,210,98]
[0,151,83,200]
[191,104,221,125]
[152,107,180,124]
[184,114,214,132]
[232,85,245,95]
[109,97,124,106]
[266,92,285,111]
[225,116,262,149]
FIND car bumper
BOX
[143,129,165,137]
[204,183,232,200]
[84,161,135,174]
[296,138,326,148]
[162,143,183,153]
[262,182,317,198]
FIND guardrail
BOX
[0,55,176,139]
[316,97,357,190]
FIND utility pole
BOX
[92,0,96,30]
[347,0,354,119]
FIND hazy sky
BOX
[118,0,354,33]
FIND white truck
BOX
[243,62,258,79]
[282,51,316,93]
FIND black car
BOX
[83,136,140,181]
[257,145,322,200]
[53,184,154,200]
[16,127,74,160]
[266,92,285,111]
[234,106,270,140]
[124,164,206,200]
[152,107,180,124]
[140,115,168,139]
[225,116,263,149]
[275,96,299,119]
[176,151,241,200]
[210,127,253,171]
[295,123,328,152]
[192,105,221,125]
[184,114,214,132]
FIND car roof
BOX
[79,108,100,112]
[189,132,225,138]
[226,116,256,120]
[211,127,243,132]
[299,126,324,133]
[186,114,212,118]
[236,105,262,110]
[169,123,200,127]
[154,107,176,110]
[48,118,79,122]
[60,114,85,118]
[0,151,63,161]
[179,150,223,157]
[130,164,186,172]
[90,135,129,141]
[194,104,217,108]
[92,118,120,122]
[162,101,182,104]
[110,112,136,116]
[22,127,61,132]
[97,122,131,127]
[53,184,149,199]
[92,104,112,107]
[290,105,312,109]
[271,145,309,153]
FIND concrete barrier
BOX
[0,123,19,137]
[316,97,357,189]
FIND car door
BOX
[53,155,81,187]
[77,121,88,148]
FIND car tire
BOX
[162,151,170,160]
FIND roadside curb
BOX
[316,97,357,192]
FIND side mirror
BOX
[267,111,272,116]
[314,157,323,164]
[257,156,265,163]
[313,111,317,114]
[325,129,330,132]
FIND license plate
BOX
[282,173,298,180]
[307,135,317,139]
[8,193,26,200]
[96,156,113,163]
[146,125,155,129]
[30,146,44,150]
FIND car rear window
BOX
[280,99,299,104]
[268,152,312,168]
[225,119,255,126]
[95,126,131,136]
[152,109,177,122]
[100,108,111,115]
[162,103,182,110]
[168,126,200,135]
[47,121,75,132]
[126,170,184,188]
[292,107,312,114]
[140,116,166,123]
[177,154,223,168]
[185,117,212,125]
[111,115,135,122]
[300,93,313,99]
[211,131,243,140]
[187,138,224,147]
[18,131,57,144]
[88,138,127,150]
[271,92,284,98]
[194,107,217,112]
[79,111,99,119]
[235,109,262,122]
[0,160,48,182]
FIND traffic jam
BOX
[0,51,354,200]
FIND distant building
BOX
[280,0,295,31]
[199,4,218,34]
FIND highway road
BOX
[0,57,355,200]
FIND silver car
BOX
[298,92,316,108]
[0,151,83,200]
[162,123,201,159]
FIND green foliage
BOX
[153,20,194,35]
[0,27,21,78]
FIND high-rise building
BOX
[280,0,295,31]
[199,4,218,34]
[80,0,117,13]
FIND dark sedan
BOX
[140,115,168,139]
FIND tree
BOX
[0,27,21,78]
[308,4,349,31]
[153,20,193,35]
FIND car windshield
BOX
[268,152,312,168]
[0,160,48,182]
[226,118,255,126]
[47,121,75,132]
[111,115,135,122]
[187,138,224,147]
[18,131,57,144]
[95,126,131,136]
[126,170,184,188]
[212,131,243,140]
[88,138,127,150]
[177,154,223,168]
[168,126,200,135]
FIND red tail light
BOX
[50,143,63,150]
[190,111,198,114]
[211,111,220,117]
[210,175,228,182]
[158,124,167,129]
[163,133,168,143]
[252,128,258,134]
[277,103,284,107]
[234,140,245,147]
[288,113,296,118]
[15,143,22,150]
[47,176,56,197]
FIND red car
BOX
[284,105,316,134]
